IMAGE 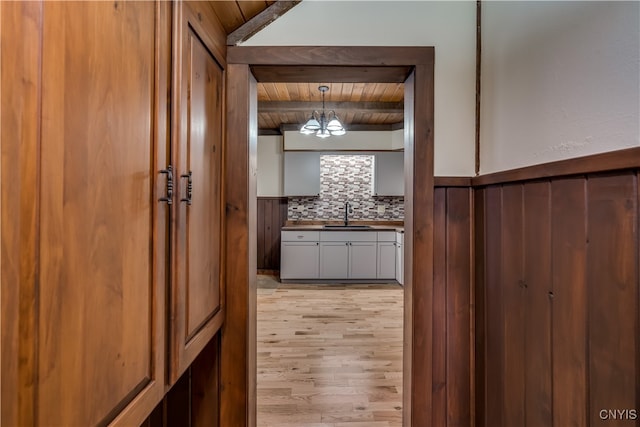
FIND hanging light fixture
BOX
[300,85,346,138]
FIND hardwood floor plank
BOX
[256,275,403,427]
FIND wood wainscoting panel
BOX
[551,177,588,426]
[500,184,526,427]
[586,172,638,425]
[523,181,552,426]
[482,185,503,427]
[433,186,473,427]
[477,166,639,427]
[257,197,288,271]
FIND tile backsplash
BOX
[288,154,404,221]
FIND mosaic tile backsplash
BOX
[288,155,404,221]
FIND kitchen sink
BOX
[323,225,372,229]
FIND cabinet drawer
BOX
[377,231,396,242]
[281,230,320,242]
[320,230,377,242]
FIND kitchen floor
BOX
[257,275,403,427]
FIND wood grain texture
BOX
[473,146,640,187]
[551,177,588,427]
[228,46,434,66]
[171,0,226,381]
[473,188,486,427]
[587,173,638,426]
[478,168,640,427]
[500,184,525,427]
[191,335,221,427]
[483,186,503,427]
[256,277,403,426]
[221,63,257,427]
[523,181,552,426]
[432,187,473,427]
[0,2,43,425]
[432,188,447,427]
[36,2,167,425]
[256,197,288,271]
[446,187,472,427]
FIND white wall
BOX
[257,135,284,196]
[284,130,400,150]
[481,1,640,174]
[244,0,477,177]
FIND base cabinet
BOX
[281,242,321,279]
[280,231,321,279]
[377,242,397,279]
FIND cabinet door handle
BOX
[180,171,193,205]
[158,165,173,205]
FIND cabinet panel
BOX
[36,2,168,425]
[349,242,378,279]
[377,242,397,279]
[319,242,350,279]
[172,1,225,382]
[284,152,321,196]
[373,152,404,196]
[281,242,320,279]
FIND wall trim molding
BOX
[474,147,640,187]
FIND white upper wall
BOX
[481,1,640,174]
[243,0,477,177]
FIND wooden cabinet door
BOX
[35,2,170,425]
[171,2,225,381]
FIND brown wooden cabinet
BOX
[169,0,226,382]
[1,1,226,425]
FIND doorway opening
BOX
[223,46,435,427]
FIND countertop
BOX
[282,223,404,232]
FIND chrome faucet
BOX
[344,201,353,226]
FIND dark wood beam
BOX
[279,123,401,133]
[249,65,413,83]
[258,100,403,114]
[227,1,301,46]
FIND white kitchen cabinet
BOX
[372,151,404,197]
[377,231,397,279]
[349,242,378,279]
[284,151,321,196]
[281,230,320,279]
[377,242,397,279]
[319,241,350,279]
[320,231,377,280]
[395,232,404,285]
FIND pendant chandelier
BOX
[300,85,346,138]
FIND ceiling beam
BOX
[249,65,413,83]
[258,101,403,114]
[227,1,301,46]
[279,123,402,133]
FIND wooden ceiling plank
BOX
[248,66,413,83]
[227,1,302,46]
[237,1,271,21]
[210,1,245,34]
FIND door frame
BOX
[222,46,435,427]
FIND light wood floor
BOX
[256,275,404,427]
